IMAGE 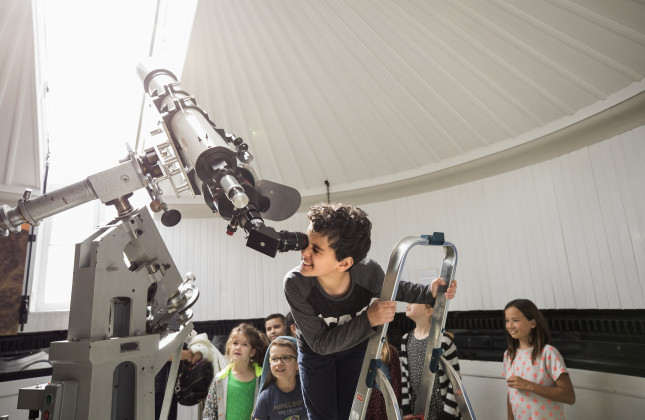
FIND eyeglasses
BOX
[269,355,296,364]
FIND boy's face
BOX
[300,223,351,279]
[269,345,298,380]
[265,318,287,341]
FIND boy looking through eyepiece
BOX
[284,202,457,420]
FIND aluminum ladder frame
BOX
[348,233,476,420]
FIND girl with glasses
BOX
[254,336,308,419]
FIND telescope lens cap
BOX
[161,209,182,227]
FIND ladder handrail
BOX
[349,236,429,420]
[441,356,477,420]
[375,367,403,420]
[414,240,457,418]
[349,233,455,420]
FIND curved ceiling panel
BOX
[1,0,644,207]
[180,0,645,201]
[0,0,43,202]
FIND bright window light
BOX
[45,1,158,182]
[31,0,196,312]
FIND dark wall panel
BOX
[0,230,28,335]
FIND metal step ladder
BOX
[348,233,476,420]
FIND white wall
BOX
[0,374,203,420]
[0,375,50,420]
[460,361,645,420]
[155,124,645,322]
[10,124,644,419]
[22,123,645,330]
[2,365,644,419]
[21,123,645,332]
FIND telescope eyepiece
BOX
[278,230,308,252]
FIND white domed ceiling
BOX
[1,0,645,208]
[179,0,645,206]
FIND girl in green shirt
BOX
[203,323,268,420]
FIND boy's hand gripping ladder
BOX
[349,233,476,420]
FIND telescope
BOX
[2,63,307,420]
[1,64,307,257]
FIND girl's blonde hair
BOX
[225,322,267,365]
[380,338,397,364]
[261,338,298,391]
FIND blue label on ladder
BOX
[365,359,383,388]
[429,347,443,373]
[421,232,445,245]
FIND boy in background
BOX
[264,313,289,342]
[284,203,457,420]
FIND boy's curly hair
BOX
[307,202,372,263]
